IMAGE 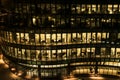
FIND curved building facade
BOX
[0,0,120,79]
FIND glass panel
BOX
[108,4,113,14]
[40,34,45,44]
[87,33,91,43]
[62,33,66,43]
[62,49,66,59]
[116,48,120,57]
[87,5,91,14]
[118,33,120,39]
[57,34,61,43]
[35,34,40,44]
[92,5,96,13]
[101,48,106,56]
[51,34,56,43]
[67,33,71,43]
[101,33,106,39]
[111,48,116,57]
[57,49,62,59]
[113,4,119,14]
[82,33,86,43]
[52,50,56,60]
[72,33,77,42]
[46,34,50,44]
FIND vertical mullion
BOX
[111,4,114,27]
[54,3,56,27]
[115,47,116,58]
[66,33,67,59]
[50,33,52,60]
[86,32,87,44]
[100,32,102,57]
[60,4,62,27]
[39,30,41,44]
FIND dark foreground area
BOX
[0,53,120,80]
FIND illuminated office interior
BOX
[0,0,120,80]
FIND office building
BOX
[0,0,120,80]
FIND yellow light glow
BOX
[76,7,80,10]
[17,71,23,76]
[71,8,75,10]
[48,16,52,20]
[118,63,120,66]
[10,73,19,79]
[81,8,85,12]
[4,64,9,68]
[63,75,78,80]
[24,75,31,79]
[11,68,16,71]
[52,18,55,22]
[35,78,39,80]
[89,76,105,79]
[32,17,36,25]
[0,59,4,64]
[114,4,118,8]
